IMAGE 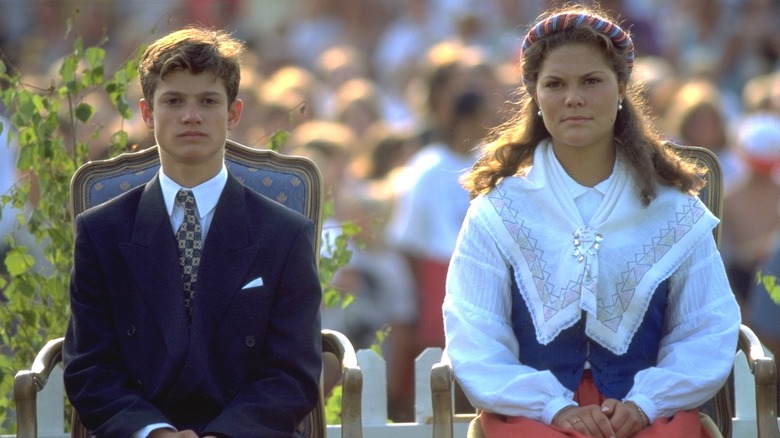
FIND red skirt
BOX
[481,372,714,438]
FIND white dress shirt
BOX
[160,165,228,242]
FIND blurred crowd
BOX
[2,0,780,422]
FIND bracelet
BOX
[624,400,650,427]
[552,405,577,424]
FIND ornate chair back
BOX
[71,140,323,254]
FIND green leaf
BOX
[74,103,95,123]
[340,293,355,309]
[756,271,780,305]
[4,247,35,276]
[771,289,780,305]
[340,221,361,236]
[322,288,341,308]
[65,17,74,38]
[59,56,78,85]
[111,130,129,152]
[74,37,84,58]
[21,309,37,326]
[85,47,105,68]
[268,129,289,152]
[323,200,335,220]
[16,144,34,170]
[88,65,104,85]
[324,384,342,425]
[16,92,36,124]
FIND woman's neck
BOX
[551,141,616,187]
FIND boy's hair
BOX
[138,26,244,106]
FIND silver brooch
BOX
[573,226,603,263]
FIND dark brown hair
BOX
[138,26,244,106]
[462,4,704,206]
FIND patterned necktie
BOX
[175,189,202,320]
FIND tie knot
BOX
[176,189,197,212]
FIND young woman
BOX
[443,4,740,438]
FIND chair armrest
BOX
[737,324,780,438]
[431,362,455,438]
[14,337,65,438]
[321,329,363,438]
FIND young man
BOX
[63,27,322,437]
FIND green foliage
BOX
[0,33,139,429]
[318,213,361,425]
[320,206,360,310]
[324,384,344,425]
[755,271,780,305]
[371,325,392,357]
[0,29,360,432]
[268,129,289,153]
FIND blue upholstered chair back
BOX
[70,140,324,255]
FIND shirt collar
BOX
[549,149,616,201]
[159,165,228,219]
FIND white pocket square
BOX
[241,277,264,289]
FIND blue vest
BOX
[510,273,668,399]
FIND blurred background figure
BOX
[662,78,745,189]
[384,88,496,419]
[337,121,419,421]
[722,112,780,310]
[631,56,681,122]
[746,199,780,410]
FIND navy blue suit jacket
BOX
[63,173,322,437]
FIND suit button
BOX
[244,336,255,347]
[126,325,136,336]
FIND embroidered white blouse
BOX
[443,142,741,426]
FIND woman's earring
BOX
[537,110,542,116]
[618,102,623,111]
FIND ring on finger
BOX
[571,418,582,424]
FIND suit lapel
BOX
[119,176,190,357]
[194,174,261,333]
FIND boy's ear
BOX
[139,99,154,129]
[227,98,243,131]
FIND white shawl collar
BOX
[475,141,718,354]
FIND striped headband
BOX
[521,12,635,78]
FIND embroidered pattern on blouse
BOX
[488,187,706,331]
[603,196,706,331]
[487,187,559,320]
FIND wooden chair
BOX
[430,144,780,438]
[13,139,363,438]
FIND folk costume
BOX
[443,141,741,436]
